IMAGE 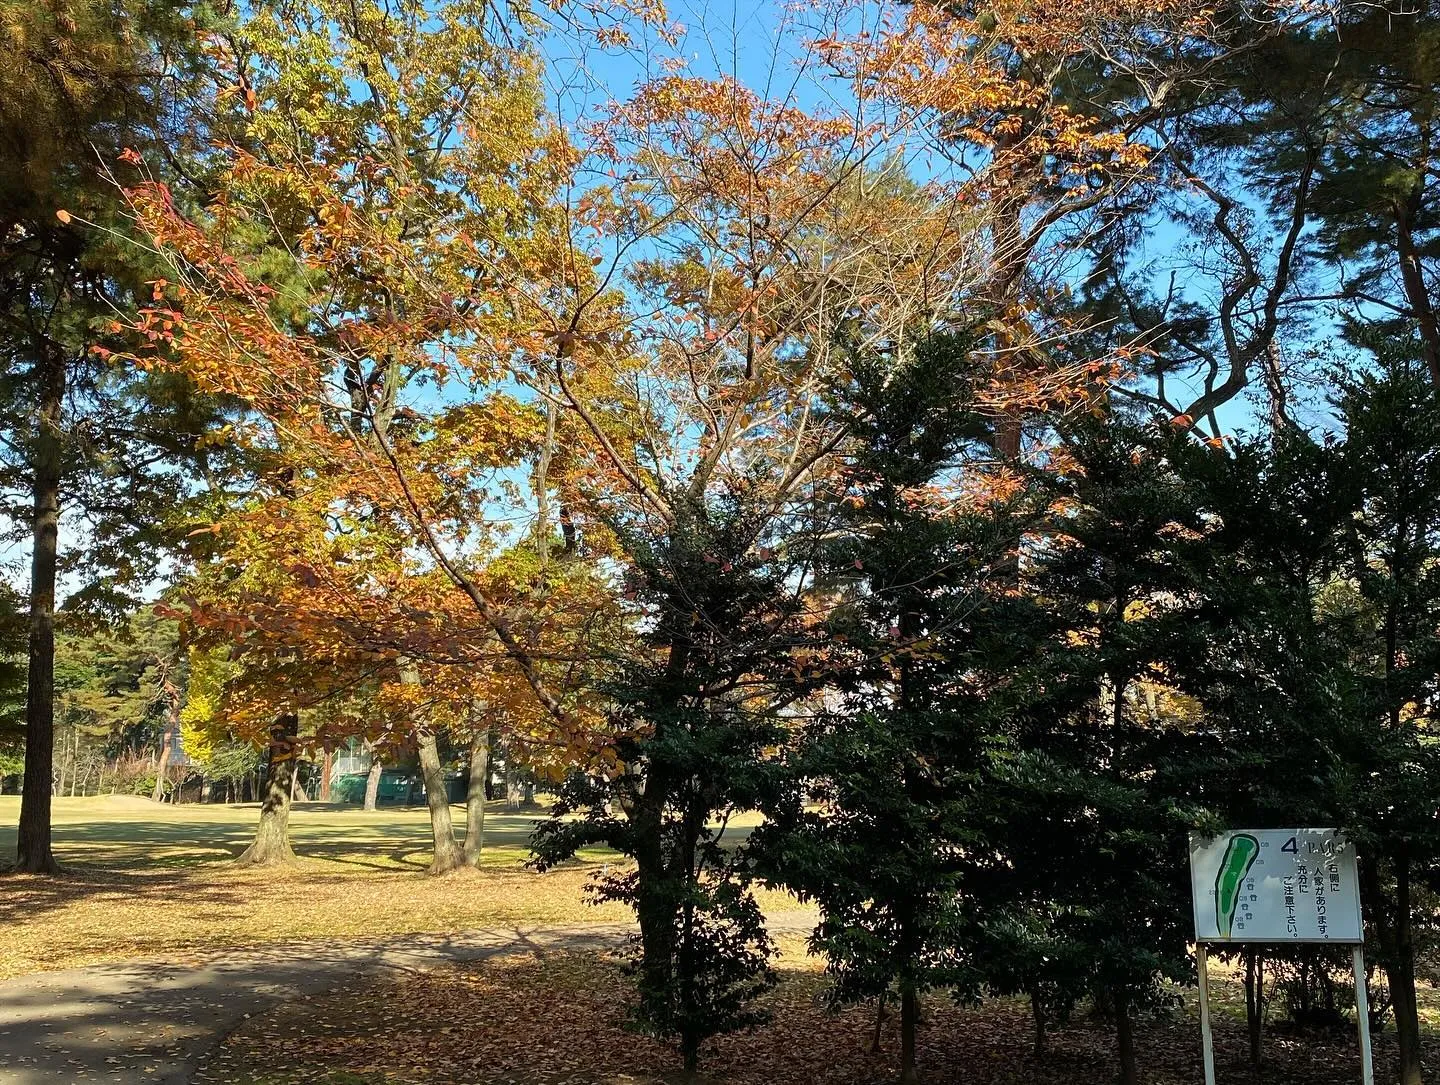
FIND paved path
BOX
[0,924,633,1085]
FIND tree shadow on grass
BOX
[0,862,257,940]
[0,798,625,980]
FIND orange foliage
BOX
[114,0,1239,762]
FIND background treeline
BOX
[5,1,1440,1084]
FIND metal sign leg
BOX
[1197,943,1217,1085]
[1352,946,1374,1085]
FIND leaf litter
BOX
[198,949,1433,1085]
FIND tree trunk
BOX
[1114,988,1138,1085]
[633,847,680,1037]
[17,344,64,874]
[1030,986,1047,1058]
[1363,851,1423,1085]
[151,726,173,803]
[871,990,888,1055]
[1243,949,1264,1068]
[417,730,462,874]
[679,884,701,1073]
[1392,856,1424,1085]
[319,747,333,802]
[899,985,919,1084]
[235,714,298,865]
[397,656,463,873]
[463,729,489,867]
[484,728,497,799]
[506,759,521,809]
[363,750,382,810]
[1394,186,1440,389]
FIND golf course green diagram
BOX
[1190,829,1363,942]
[1214,833,1261,937]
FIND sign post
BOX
[1195,942,1216,1085]
[1188,829,1369,1084]
[1352,946,1374,1085]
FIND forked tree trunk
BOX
[463,729,489,867]
[236,714,298,865]
[398,657,463,873]
[17,343,64,874]
[418,730,462,874]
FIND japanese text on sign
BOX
[1189,829,1363,944]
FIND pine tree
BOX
[990,416,1215,1085]
[0,0,231,870]
[1324,347,1440,1085]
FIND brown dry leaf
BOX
[200,951,1430,1085]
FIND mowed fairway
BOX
[0,796,781,979]
[0,794,568,868]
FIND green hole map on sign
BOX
[1215,834,1261,937]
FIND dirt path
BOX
[0,923,633,1085]
[0,912,818,1085]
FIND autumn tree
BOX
[113,0,597,863]
[124,0,1203,1064]
[519,53,1017,1065]
[812,0,1287,450]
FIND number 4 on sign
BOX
[1190,829,1372,1085]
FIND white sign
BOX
[1189,828,1363,944]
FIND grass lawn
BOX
[0,795,793,979]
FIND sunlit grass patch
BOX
[0,796,803,978]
